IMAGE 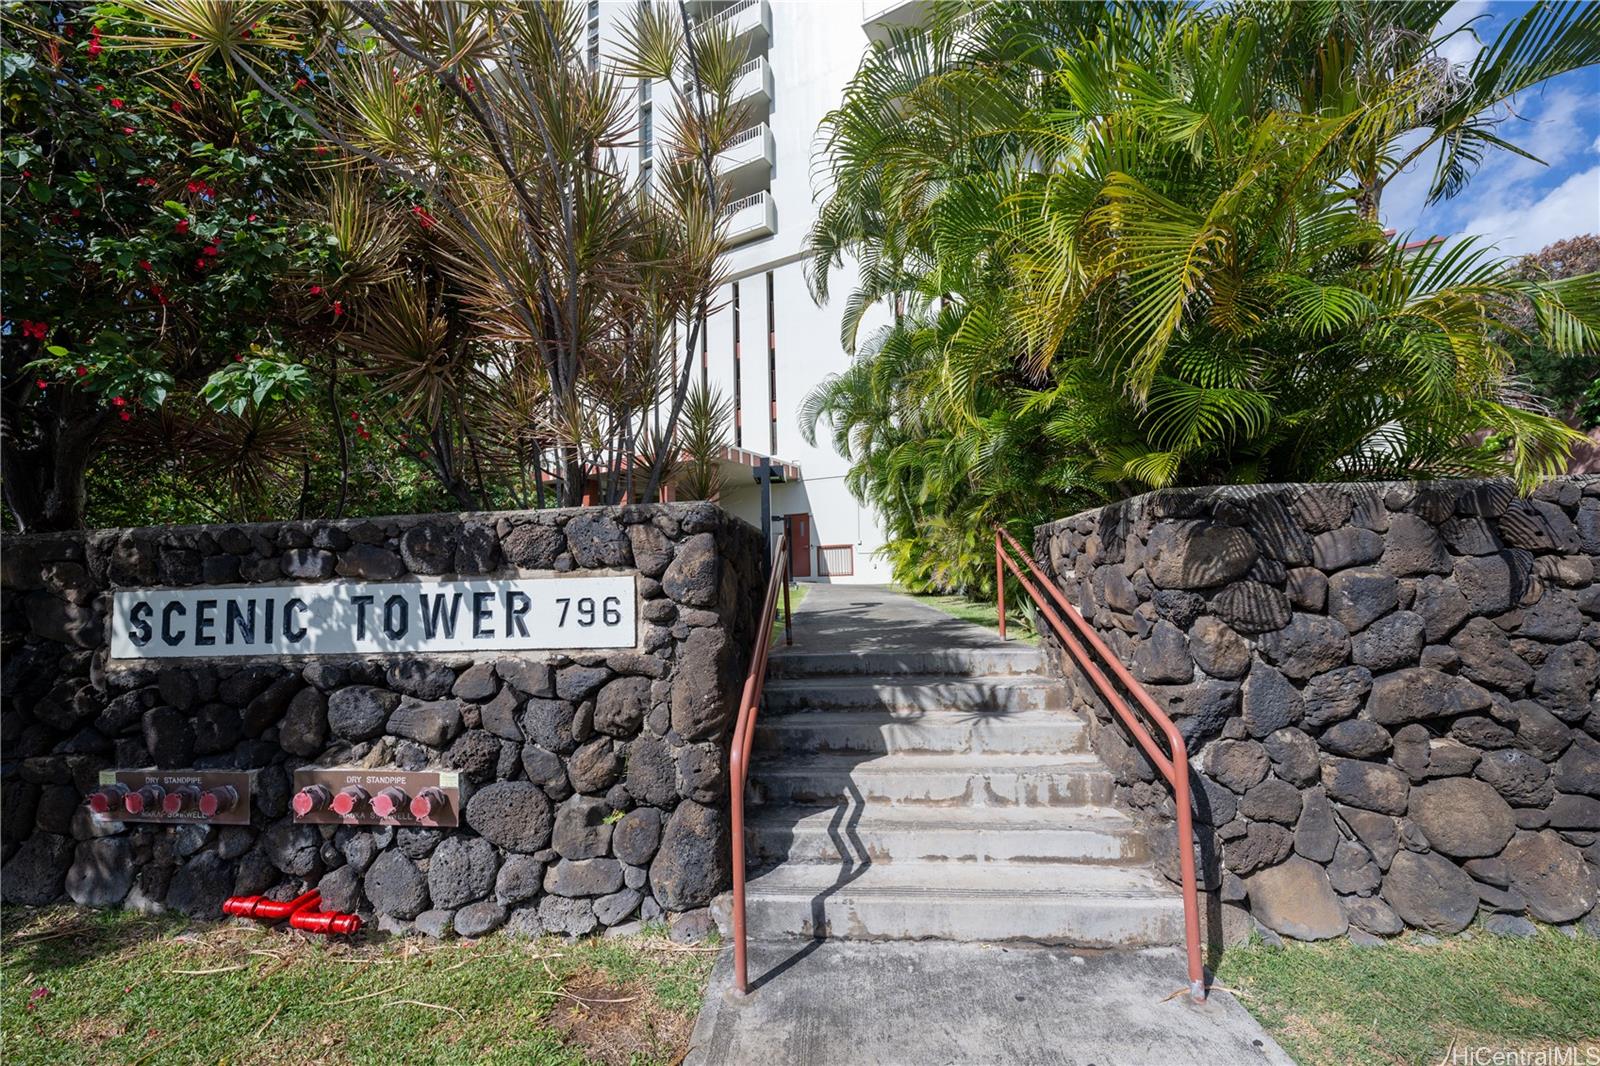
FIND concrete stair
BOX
[737,633,1185,948]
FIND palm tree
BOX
[803,0,1600,594]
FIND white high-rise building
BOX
[593,0,925,583]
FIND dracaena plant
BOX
[107,0,753,510]
[803,0,1600,595]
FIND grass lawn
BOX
[1,906,717,1066]
[901,589,1039,646]
[1216,926,1600,1066]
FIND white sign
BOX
[109,576,637,659]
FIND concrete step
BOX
[749,753,1115,808]
[762,676,1057,714]
[751,709,1086,757]
[729,862,1186,946]
[766,645,1044,679]
[746,804,1147,866]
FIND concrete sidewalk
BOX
[685,940,1293,1066]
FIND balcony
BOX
[697,0,771,53]
[731,56,773,120]
[862,0,930,41]
[714,123,775,187]
[722,191,776,246]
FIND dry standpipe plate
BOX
[89,769,254,825]
[291,767,461,827]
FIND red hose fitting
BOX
[124,783,164,815]
[289,909,363,936]
[222,889,321,921]
[87,784,129,815]
[199,785,238,817]
[162,785,201,815]
[292,784,333,818]
[409,787,448,820]
[330,785,369,817]
[222,895,264,918]
[370,786,409,819]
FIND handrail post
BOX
[783,565,793,647]
[995,530,1006,641]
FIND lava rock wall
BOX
[1034,476,1600,942]
[1,503,764,940]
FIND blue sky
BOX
[1379,0,1600,257]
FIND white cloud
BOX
[1436,0,1491,68]
[1455,164,1600,256]
[1592,131,1600,155]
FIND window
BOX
[766,271,777,453]
[819,545,855,577]
[586,0,600,71]
[732,282,742,446]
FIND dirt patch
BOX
[547,971,694,1066]
[63,1013,128,1044]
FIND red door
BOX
[787,513,812,578]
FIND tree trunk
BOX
[0,396,106,531]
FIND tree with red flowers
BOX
[1,1,331,529]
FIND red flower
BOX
[137,177,158,187]
[195,257,207,269]
[411,205,435,229]
[119,410,132,422]
[309,285,322,296]
[293,77,307,91]
[35,379,47,390]
[314,145,330,156]
[204,243,219,257]
[332,300,344,317]
[247,213,258,222]
[234,353,245,363]
[349,411,360,421]
[121,127,134,135]
[110,97,124,109]
[175,219,190,234]
[150,284,166,304]
[112,396,127,407]
[358,428,370,440]
[171,101,183,113]
[189,74,203,91]
[87,41,102,57]
[75,365,88,377]
[138,260,152,271]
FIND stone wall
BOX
[0,503,764,940]
[1034,476,1600,942]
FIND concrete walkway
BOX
[686,941,1293,1066]
[778,583,1015,655]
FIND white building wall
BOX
[596,0,901,583]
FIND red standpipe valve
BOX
[409,788,448,820]
[124,783,165,815]
[87,784,129,815]
[292,784,333,818]
[330,785,369,817]
[199,785,237,818]
[162,785,201,815]
[370,786,409,819]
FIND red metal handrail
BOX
[728,530,792,996]
[995,525,1207,1002]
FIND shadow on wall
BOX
[1036,475,1600,949]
